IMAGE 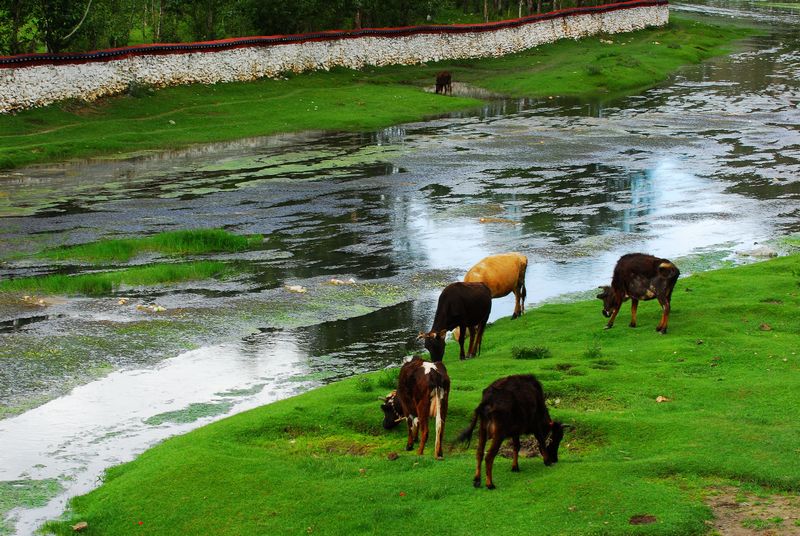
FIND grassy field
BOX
[42,255,800,535]
[0,16,756,169]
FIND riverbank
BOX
[0,15,756,170]
[42,255,800,535]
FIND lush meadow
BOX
[42,255,800,535]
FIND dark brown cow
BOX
[435,71,452,95]
[380,356,450,459]
[419,282,491,361]
[597,253,680,333]
[458,374,566,489]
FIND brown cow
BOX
[597,253,680,333]
[420,282,491,361]
[435,71,452,95]
[380,356,450,459]
[465,252,528,319]
[458,374,566,489]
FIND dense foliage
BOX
[0,0,610,54]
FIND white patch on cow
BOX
[422,362,437,375]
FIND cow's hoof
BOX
[436,455,444,461]
[511,313,519,320]
[629,322,637,328]
[473,478,481,488]
[604,324,613,330]
[486,483,496,490]
[511,466,520,472]
[405,445,414,451]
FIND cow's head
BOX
[418,330,447,361]
[540,421,567,466]
[596,285,617,318]
[380,390,404,430]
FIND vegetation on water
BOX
[41,255,800,535]
[37,229,264,263]
[0,261,231,296]
[0,16,757,170]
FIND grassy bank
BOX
[37,229,264,264]
[0,261,231,296]
[0,16,756,169]
[43,255,800,535]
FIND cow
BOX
[435,71,452,95]
[458,374,566,489]
[419,282,492,361]
[597,253,680,333]
[380,356,450,459]
[465,252,528,319]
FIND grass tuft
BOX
[511,345,552,359]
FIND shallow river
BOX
[1,2,799,533]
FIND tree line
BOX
[0,0,610,55]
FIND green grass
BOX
[0,16,757,169]
[0,261,231,296]
[38,229,264,263]
[41,255,800,535]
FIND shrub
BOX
[512,346,551,360]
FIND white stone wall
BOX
[0,5,668,114]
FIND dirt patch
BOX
[707,487,800,535]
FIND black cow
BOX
[380,356,450,459]
[458,374,566,489]
[419,282,491,361]
[597,253,680,333]
[435,71,452,95]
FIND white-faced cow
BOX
[458,374,566,490]
[597,253,680,334]
[420,282,491,361]
[380,356,450,459]
[465,252,528,319]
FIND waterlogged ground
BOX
[1,2,800,534]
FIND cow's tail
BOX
[457,402,483,446]
[431,386,445,455]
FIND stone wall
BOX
[0,1,668,114]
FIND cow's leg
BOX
[511,436,521,472]
[484,434,503,490]
[466,325,477,358]
[416,399,430,455]
[473,321,487,356]
[457,326,467,360]
[629,298,639,328]
[605,306,620,329]
[405,416,417,451]
[434,390,447,460]
[473,421,487,487]
[657,297,670,334]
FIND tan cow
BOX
[465,252,528,319]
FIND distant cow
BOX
[465,252,528,319]
[458,374,566,489]
[435,71,452,95]
[380,356,450,459]
[597,253,680,333]
[420,282,491,361]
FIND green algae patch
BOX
[143,402,234,426]
[42,256,800,535]
[38,229,264,264]
[0,479,62,536]
[0,261,232,296]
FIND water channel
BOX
[1,2,799,533]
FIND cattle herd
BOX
[380,251,680,489]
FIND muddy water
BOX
[1,2,800,533]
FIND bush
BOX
[511,346,551,360]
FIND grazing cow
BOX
[380,356,450,459]
[597,253,680,333]
[420,282,491,361]
[465,252,528,319]
[435,71,452,95]
[458,374,566,489]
